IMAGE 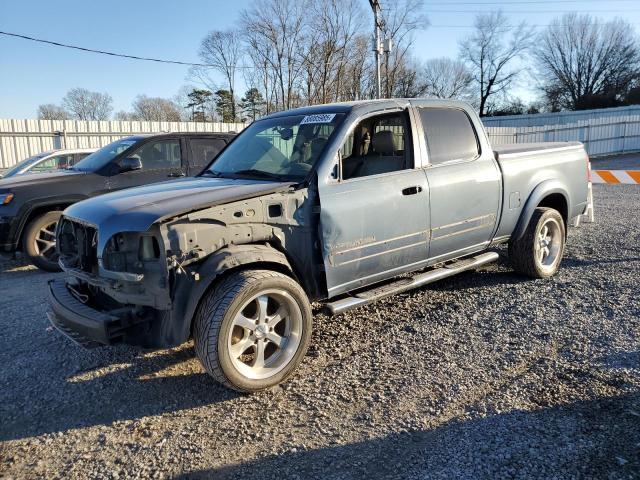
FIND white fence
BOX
[2,108,640,168]
[482,104,640,127]
[484,115,640,157]
[0,119,246,168]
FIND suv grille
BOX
[58,217,98,274]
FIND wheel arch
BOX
[16,197,85,250]
[513,180,570,241]
[172,244,299,342]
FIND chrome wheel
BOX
[227,289,303,380]
[535,218,562,271]
[34,220,58,262]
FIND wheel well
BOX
[17,204,69,250]
[188,261,296,336]
[538,193,568,226]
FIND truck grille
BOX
[58,217,98,274]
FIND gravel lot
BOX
[1,184,639,480]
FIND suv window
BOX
[418,108,479,164]
[30,154,75,172]
[131,140,181,170]
[189,138,227,170]
[341,113,411,180]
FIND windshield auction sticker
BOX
[300,113,336,124]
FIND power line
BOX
[428,9,640,14]
[425,0,638,4]
[0,31,214,67]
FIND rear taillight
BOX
[587,156,592,183]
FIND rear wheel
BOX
[194,269,312,393]
[508,207,565,278]
[22,211,62,272]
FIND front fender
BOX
[166,244,295,345]
[513,180,569,240]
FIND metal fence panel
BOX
[0,119,247,168]
[482,105,640,127]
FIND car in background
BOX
[0,132,235,271]
[0,149,97,178]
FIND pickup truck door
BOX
[318,109,430,297]
[413,105,501,262]
[107,138,186,190]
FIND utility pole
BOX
[369,0,382,99]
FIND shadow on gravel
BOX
[562,256,640,269]
[178,392,640,480]
[0,346,240,441]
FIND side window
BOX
[418,108,479,165]
[341,113,411,180]
[30,154,74,172]
[189,138,227,170]
[131,140,182,170]
[75,152,92,164]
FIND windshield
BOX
[2,152,51,177]
[72,138,140,172]
[205,113,344,181]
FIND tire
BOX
[508,207,565,279]
[194,269,312,393]
[22,211,62,272]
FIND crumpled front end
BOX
[47,186,318,349]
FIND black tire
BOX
[508,207,565,279]
[193,269,312,393]
[22,211,62,272]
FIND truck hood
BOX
[0,170,86,189]
[64,177,294,245]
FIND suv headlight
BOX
[0,193,14,205]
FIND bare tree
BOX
[535,14,640,110]
[61,88,113,120]
[37,104,69,120]
[197,30,242,120]
[421,58,473,101]
[459,11,533,116]
[241,0,309,110]
[129,95,182,121]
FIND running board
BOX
[324,251,500,316]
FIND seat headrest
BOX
[371,130,397,155]
[310,136,328,157]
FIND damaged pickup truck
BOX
[48,99,590,392]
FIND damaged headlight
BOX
[102,233,161,272]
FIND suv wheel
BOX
[22,211,62,272]
[194,269,312,392]
[508,207,565,278]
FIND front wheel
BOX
[508,207,565,278]
[194,269,312,393]
[22,211,62,272]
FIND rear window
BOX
[418,108,479,164]
[189,138,227,169]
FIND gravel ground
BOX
[1,184,639,480]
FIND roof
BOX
[261,98,475,120]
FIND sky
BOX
[1,0,639,118]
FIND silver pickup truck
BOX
[48,99,589,392]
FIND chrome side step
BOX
[324,251,500,315]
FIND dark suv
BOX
[0,132,234,271]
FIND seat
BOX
[354,130,406,177]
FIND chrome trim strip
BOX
[431,222,494,241]
[431,213,495,231]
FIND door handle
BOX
[168,172,185,178]
[402,186,422,196]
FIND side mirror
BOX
[119,157,142,173]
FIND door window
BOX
[189,138,227,170]
[30,154,75,172]
[131,140,182,170]
[341,113,412,180]
[418,108,479,164]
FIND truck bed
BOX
[492,141,589,240]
